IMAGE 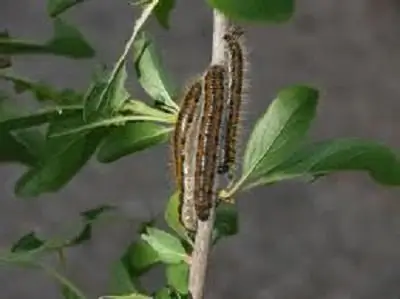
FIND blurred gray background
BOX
[2,0,400,298]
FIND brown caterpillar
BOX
[218,26,245,180]
[172,80,202,232]
[194,65,226,221]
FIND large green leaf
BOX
[207,0,294,22]
[47,0,87,17]
[141,227,186,264]
[97,122,171,163]
[15,114,104,198]
[0,19,94,58]
[235,86,318,193]
[0,73,83,104]
[249,138,400,188]
[133,32,178,111]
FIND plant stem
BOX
[188,10,230,299]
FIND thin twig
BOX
[188,10,230,299]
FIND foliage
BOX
[1,0,400,298]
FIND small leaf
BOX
[47,0,87,17]
[141,227,186,264]
[214,202,238,242]
[154,0,175,29]
[252,138,400,187]
[100,293,151,299]
[207,0,294,22]
[239,86,318,191]
[11,232,45,253]
[123,239,160,276]
[15,115,104,197]
[0,19,94,59]
[97,122,171,163]
[133,32,178,111]
[166,262,189,294]
[164,191,187,241]
[153,288,172,299]
[108,260,137,295]
[0,73,83,104]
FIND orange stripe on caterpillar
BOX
[194,65,226,221]
[218,26,245,180]
[172,80,202,231]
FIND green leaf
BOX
[15,115,104,198]
[97,122,171,163]
[235,86,318,194]
[0,96,45,166]
[0,106,82,131]
[213,202,238,243]
[166,262,189,294]
[0,130,43,166]
[0,19,94,59]
[123,239,160,276]
[100,293,151,299]
[47,0,86,17]
[0,73,83,104]
[95,0,160,125]
[252,138,400,187]
[108,260,137,295]
[11,232,45,253]
[133,32,178,111]
[141,227,186,264]
[154,0,175,29]
[207,0,294,22]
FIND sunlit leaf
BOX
[250,138,400,187]
[141,227,186,264]
[237,86,318,192]
[122,239,160,276]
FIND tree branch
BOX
[188,10,230,299]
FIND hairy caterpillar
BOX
[218,26,246,180]
[172,80,202,232]
[194,65,226,221]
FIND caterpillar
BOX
[172,80,202,232]
[194,65,226,221]
[218,26,245,180]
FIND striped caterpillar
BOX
[172,80,202,232]
[218,26,245,180]
[194,65,226,221]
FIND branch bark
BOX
[188,10,230,299]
